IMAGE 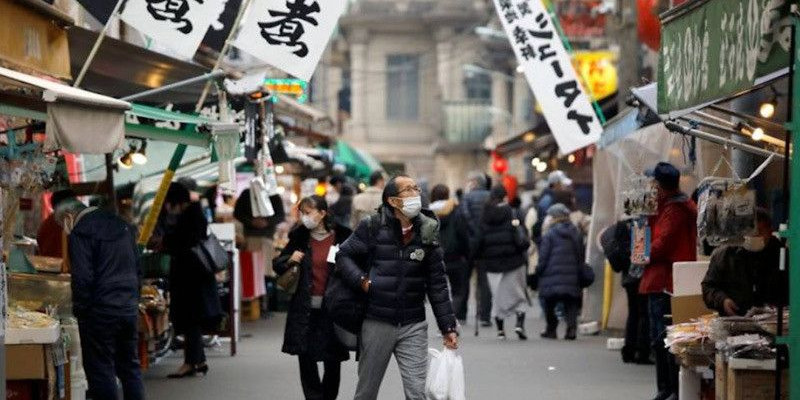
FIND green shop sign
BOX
[658,0,790,113]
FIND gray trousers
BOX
[354,320,428,400]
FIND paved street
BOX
[144,311,654,399]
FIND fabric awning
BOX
[0,66,130,154]
[333,140,382,182]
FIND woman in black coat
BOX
[274,195,350,400]
[536,203,584,340]
[161,183,223,378]
[474,185,531,340]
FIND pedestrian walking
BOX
[162,183,223,379]
[54,191,144,400]
[350,171,385,227]
[429,184,470,326]
[460,171,493,326]
[474,185,531,340]
[327,175,355,229]
[274,195,351,400]
[337,175,458,400]
[536,204,585,340]
[641,162,697,400]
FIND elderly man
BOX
[337,175,458,400]
[54,191,143,400]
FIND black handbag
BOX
[191,233,230,275]
[579,263,596,288]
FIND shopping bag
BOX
[425,348,466,400]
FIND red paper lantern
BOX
[491,153,509,174]
[638,0,661,51]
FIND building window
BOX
[464,73,492,101]
[386,54,420,121]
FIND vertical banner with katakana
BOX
[233,0,348,81]
[494,0,603,154]
[120,0,227,59]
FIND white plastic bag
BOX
[425,348,465,400]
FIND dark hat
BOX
[646,162,680,190]
[165,183,191,205]
[490,185,508,201]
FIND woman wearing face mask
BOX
[161,183,223,379]
[274,195,351,400]
[474,185,531,340]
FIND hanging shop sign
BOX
[264,78,308,103]
[658,0,790,113]
[494,0,603,155]
[555,0,606,39]
[234,0,349,81]
[573,51,618,102]
[120,0,226,59]
[0,1,70,80]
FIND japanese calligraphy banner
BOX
[234,0,348,81]
[657,0,790,113]
[494,0,602,155]
[120,0,226,59]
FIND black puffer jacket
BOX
[537,220,584,299]
[68,209,140,318]
[474,204,529,273]
[274,225,351,361]
[336,206,457,334]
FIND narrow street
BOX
[144,311,654,399]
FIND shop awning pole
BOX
[664,121,785,160]
[72,0,124,87]
[781,7,800,399]
[121,70,226,102]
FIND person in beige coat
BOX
[350,171,385,228]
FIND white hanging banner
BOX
[234,0,348,81]
[120,0,226,59]
[493,0,603,154]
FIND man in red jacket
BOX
[641,162,697,400]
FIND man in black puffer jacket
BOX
[54,191,143,400]
[338,176,458,400]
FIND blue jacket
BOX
[536,220,584,299]
[68,209,140,318]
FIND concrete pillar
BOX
[347,28,369,142]
[491,72,511,140]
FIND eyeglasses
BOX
[398,185,421,195]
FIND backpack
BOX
[324,213,381,351]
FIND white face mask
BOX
[301,215,320,230]
[742,236,766,252]
[399,196,422,218]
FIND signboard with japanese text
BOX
[234,0,348,81]
[658,0,790,113]
[494,0,603,155]
[120,0,226,59]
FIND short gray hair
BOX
[467,171,487,189]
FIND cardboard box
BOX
[727,365,788,400]
[715,353,727,400]
[671,295,713,324]
[5,345,47,380]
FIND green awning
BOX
[125,104,239,149]
[333,140,382,182]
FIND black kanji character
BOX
[535,13,549,28]
[258,0,320,57]
[520,44,536,60]
[555,80,580,107]
[568,110,594,134]
[498,0,513,10]
[146,0,204,34]
[528,28,553,39]
[538,44,556,61]
[517,1,532,16]
[551,61,563,77]
[504,8,519,24]
[513,26,528,45]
